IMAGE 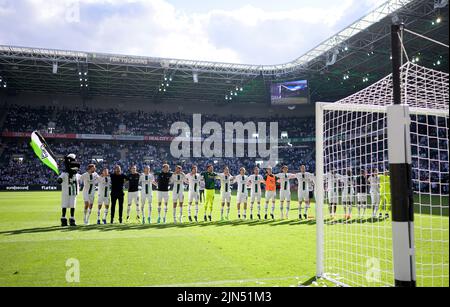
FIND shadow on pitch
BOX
[0,218,322,236]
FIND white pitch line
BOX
[148,276,308,287]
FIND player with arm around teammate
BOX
[325,169,340,219]
[218,167,234,221]
[201,165,219,222]
[355,169,369,219]
[261,167,277,220]
[339,169,355,220]
[185,165,202,222]
[275,165,296,220]
[247,167,265,220]
[368,168,381,219]
[155,164,173,224]
[379,170,391,219]
[235,167,249,220]
[96,168,111,225]
[139,166,156,224]
[81,164,99,225]
[294,165,315,220]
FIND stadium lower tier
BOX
[0,138,315,186]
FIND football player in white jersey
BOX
[234,167,249,219]
[368,168,381,218]
[339,169,355,220]
[171,165,186,223]
[81,164,99,225]
[247,167,264,220]
[325,169,340,219]
[57,157,81,227]
[218,167,234,221]
[185,165,202,222]
[96,168,111,225]
[294,165,315,220]
[275,166,295,219]
[139,166,156,224]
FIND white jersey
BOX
[171,173,186,194]
[97,176,111,199]
[295,172,315,192]
[325,173,340,194]
[235,175,249,195]
[218,173,234,194]
[368,175,380,194]
[276,173,293,192]
[185,173,202,194]
[59,172,81,197]
[140,173,155,195]
[247,174,264,195]
[339,174,355,195]
[81,172,99,195]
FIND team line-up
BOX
[57,163,392,227]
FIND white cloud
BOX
[0,0,379,64]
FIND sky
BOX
[0,0,387,65]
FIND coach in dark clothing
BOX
[110,165,128,224]
[155,164,173,192]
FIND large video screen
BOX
[270,79,309,105]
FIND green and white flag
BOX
[30,131,59,175]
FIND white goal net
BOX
[315,62,449,287]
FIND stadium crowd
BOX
[3,105,316,138]
[1,105,448,196]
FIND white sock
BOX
[237,208,241,216]
[304,206,309,216]
[280,205,284,217]
[188,205,192,217]
[195,204,199,217]
[220,206,224,218]
[257,204,261,215]
[157,206,162,218]
[286,203,290,217]
[226,206,230,217]
[265,203,268,214]
[271,204,275,214]
[179,206,183,220]
[164,206,168,219]
[148,205,152,219]
[87,208,92,219]
[97,209,101,220]
[173,208,177,222]
[103,209,108,220]
[127,204,132,217]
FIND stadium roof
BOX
[0,0,448,104]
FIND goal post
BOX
[388,23,416,287]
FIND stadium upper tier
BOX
[1,105,315,140]
[0,0,447,102]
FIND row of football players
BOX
[58,163,316,225]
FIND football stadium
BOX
[0,0,448,289]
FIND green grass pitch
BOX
[0,192,447,287]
